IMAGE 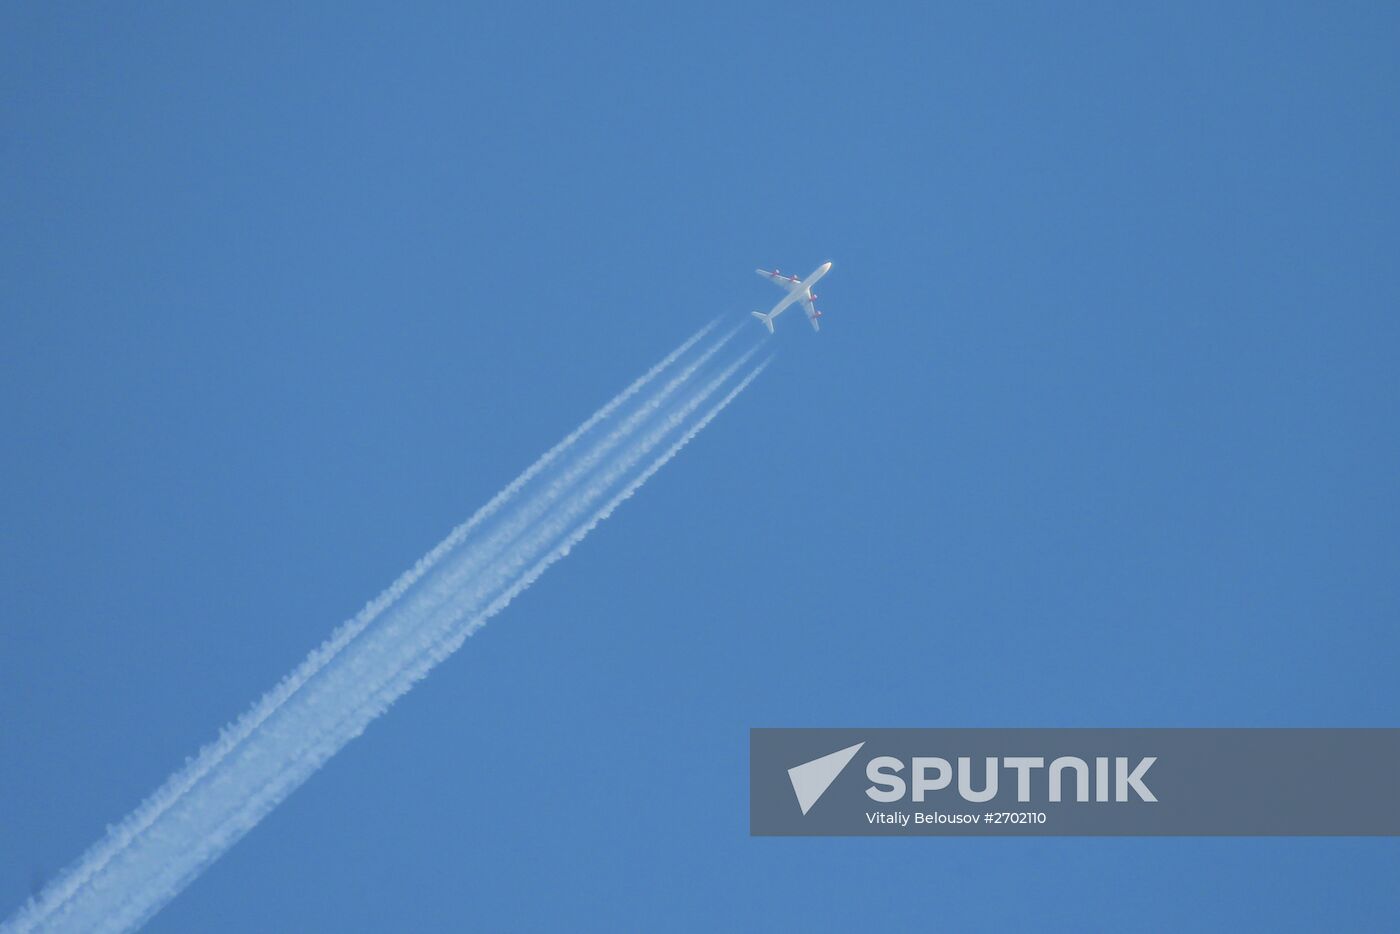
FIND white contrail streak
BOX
[1,318,722,934]
[6,323,767,934]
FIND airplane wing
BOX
[799,291,822,331]
[755,269,803,292]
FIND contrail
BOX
[6,322,768,933]
[0,318,723,934]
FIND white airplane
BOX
[751,261,833,333]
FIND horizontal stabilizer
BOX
[751,311,774,334]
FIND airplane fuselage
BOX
[766,261,831,319]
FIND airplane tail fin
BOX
[751,311,774,334]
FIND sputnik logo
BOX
[787,742,865,815]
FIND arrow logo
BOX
[787,742,865,815]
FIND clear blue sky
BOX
[3,3,1398,930]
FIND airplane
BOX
[751,261,833,333]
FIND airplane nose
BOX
[822,261,833,271]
